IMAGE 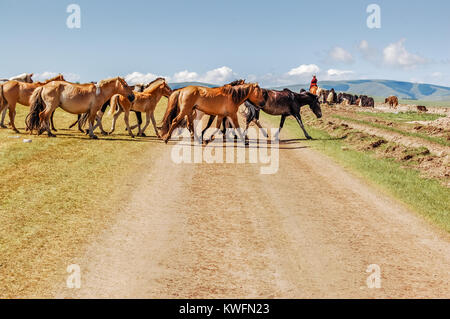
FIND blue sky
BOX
[1,0,449,86]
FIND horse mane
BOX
[144,78,166,92]
[42,74,64,84]
[97,77,127,87]
[221,84,251,104]
[226,79,245,86]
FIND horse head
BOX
[247,83,265,107]
[299,92,322,119]
[116,77,135,102]
[160,81,173,97]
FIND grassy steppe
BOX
[0,100,167,297]
[261,112,450,233]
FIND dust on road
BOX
[55,137,450,298]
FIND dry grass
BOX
[0,99,168,298]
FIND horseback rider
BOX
[310,75,318,95]
[310,75,318,90]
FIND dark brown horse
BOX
[243,89,322,139]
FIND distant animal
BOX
[385,96,399,108]
[417,105,428,112]
[358,95,375,107]
[327,89,337,105]
[338,93,358,105]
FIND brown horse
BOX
[160,82,265,143]
[0,75,65,132]
[109,78,172,137]
[385,96,399,108]
[26,77,135,139]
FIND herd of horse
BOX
[0,73,323,142]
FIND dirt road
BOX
[55,138,450,298]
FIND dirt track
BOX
[55,138,450,299]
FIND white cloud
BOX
[201,66,234,84]
[357,40,380,63]
[329,47,354,64]
[287,64,320,76]
[34,71,80,82]
[383,39,427,69]
[327,69,354,77]
[172,70,199,82]
[359,40,369,51]
[126,66,235,85]
[125,72,166,84]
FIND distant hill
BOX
[169,82,217,90]
[272,80,450,101]
[168,80,450,101]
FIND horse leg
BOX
[84,108,99,139]
[50,111,57,132]
[39,106,56,137]
[124,110,135,138]
[8,104,19,133]
[293,113,312,140]
[130,112,142,131]
[254,119,268,138]
[138,112,151,137]
[91,111,107,135]
[0,108,7,128]
[274,115,286,140]
[150,112,160,138]
[69,116,79,129]
[201,115,216,140]
[227,113,247,145]
[164,104,194,143]
[109,109,122,135]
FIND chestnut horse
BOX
[26,77,135,139]
[0,74,65,132]
[160,82,265,143]
[109,78,172,137]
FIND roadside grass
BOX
[357,111,445,123]
[332,114,450,147]
[261,112,450,233]
[0,100,168,298]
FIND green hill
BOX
[272,80,450,101]
[168,79,450,101]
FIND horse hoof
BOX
[0,125,7,129]
[90,135,98,140]
[306,136,312,140]
[101,131,108,136]
[52,129,58,132]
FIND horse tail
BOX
[109,95,120,116]
[243,101,259,125]
[0,84,5,111]
[101,100,110,114]
[159,89,180,137]
[78,110,91,129]
[26,87,45,132]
